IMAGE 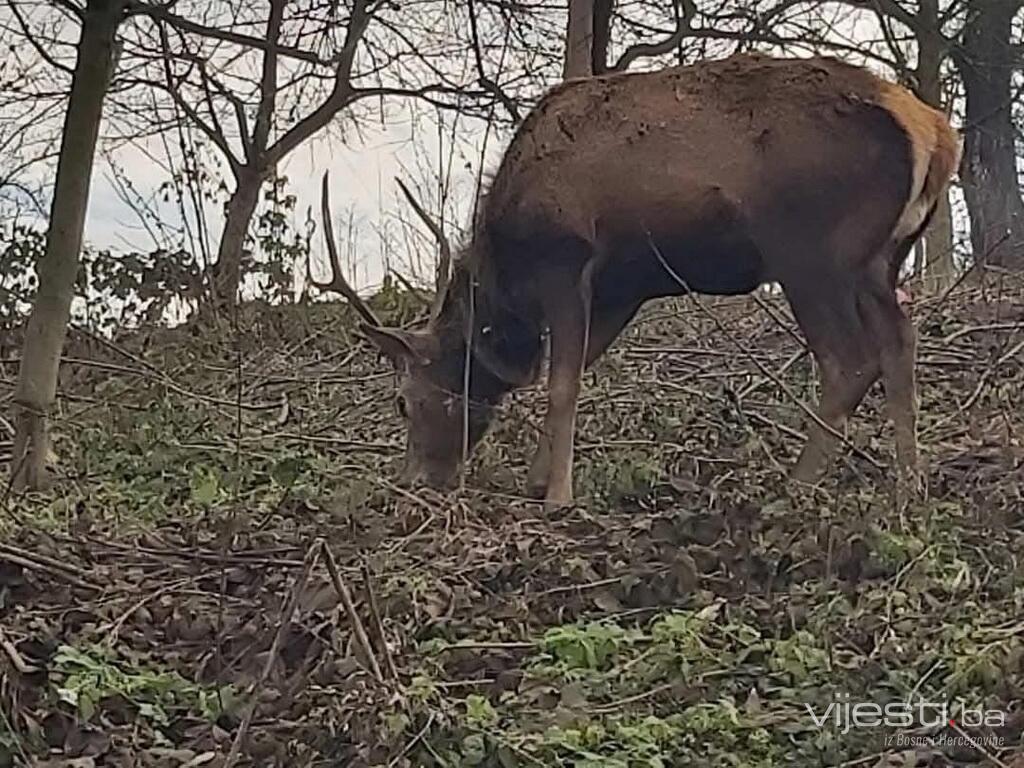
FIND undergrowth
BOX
[1,285,1022,767]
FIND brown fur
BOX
[877,81,963,239]
[365,54,959,506]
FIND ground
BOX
[1,277,1023,767]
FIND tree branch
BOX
[155,26,242,175]
[197,62,252,163]
[51,0,84,21]
[127,1,334,66]
[252,0,285,159]
[845,0,924,35]
[613,0,696,72]
[263,0,372,167]
[467,0,521,122]
[6,0,76,75]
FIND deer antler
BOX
[395,176,452,311]
[313,171,381,328]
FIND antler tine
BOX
[395,176,453,318]
[395,178,452,277]
[314,171,381,328]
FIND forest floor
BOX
[1,276,1023,768]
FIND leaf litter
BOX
[0,282,1022,766]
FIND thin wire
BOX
[460,3,513,485]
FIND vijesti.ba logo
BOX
[805,692,1005,735]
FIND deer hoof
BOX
[543,490,573,514]
[896,464,927,506]
[525,478,548,500]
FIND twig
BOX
[388,712,435,767]
[0,696,30,768]
[0,626,38,674]
[434,640,536,651]
[533,575,623,597]
[942,322,1024,345]
[751,293,806,350]
[223,539,322,768]
[101,576,197,644]
[0,542,93,581]
[361,559,399,680]
[0,548,100,592]
[736,347,808,400]
[591,682,675,713]
[959,337,1024,414]
[322,542,384,683]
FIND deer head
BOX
[361,321,507,488]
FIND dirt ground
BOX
[1,277,1023,767]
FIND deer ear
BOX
[361,324,435,366]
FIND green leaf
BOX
[190,468,220,505]
[78,689,97,721]
[271,455,307,487]
[465,694,498,728]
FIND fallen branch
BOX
[0,544,100,592]
[361,559,399,680]
[388,712,435,767]
[322,542,384,683]
[0,626,38,674]
[223,539,322,768]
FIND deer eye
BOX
[395,395,409,418]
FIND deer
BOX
[346,53,960,510]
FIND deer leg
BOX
[534,261,595,510]
[860,271,921,488]
[527,299,639,497]
[787,284,880,482]
[792,355,878,481]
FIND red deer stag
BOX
[356,54,960,509]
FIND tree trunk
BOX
[591,0,614,75]
[10,0,124,490]
[956,0,1024,271]
[912,239,925,283]
[564,0,595,79]
[211,171,263,306]
[915,7,956,292]
[924,194,955,291]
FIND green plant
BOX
[540,622,633,672]
[51,644,235,726]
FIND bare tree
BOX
[564,0,596,78]
[11,0,127,489]
[135,0,375,308]
[953,0,1024,271]
[122,0,517,310]
[563,0,615,77]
